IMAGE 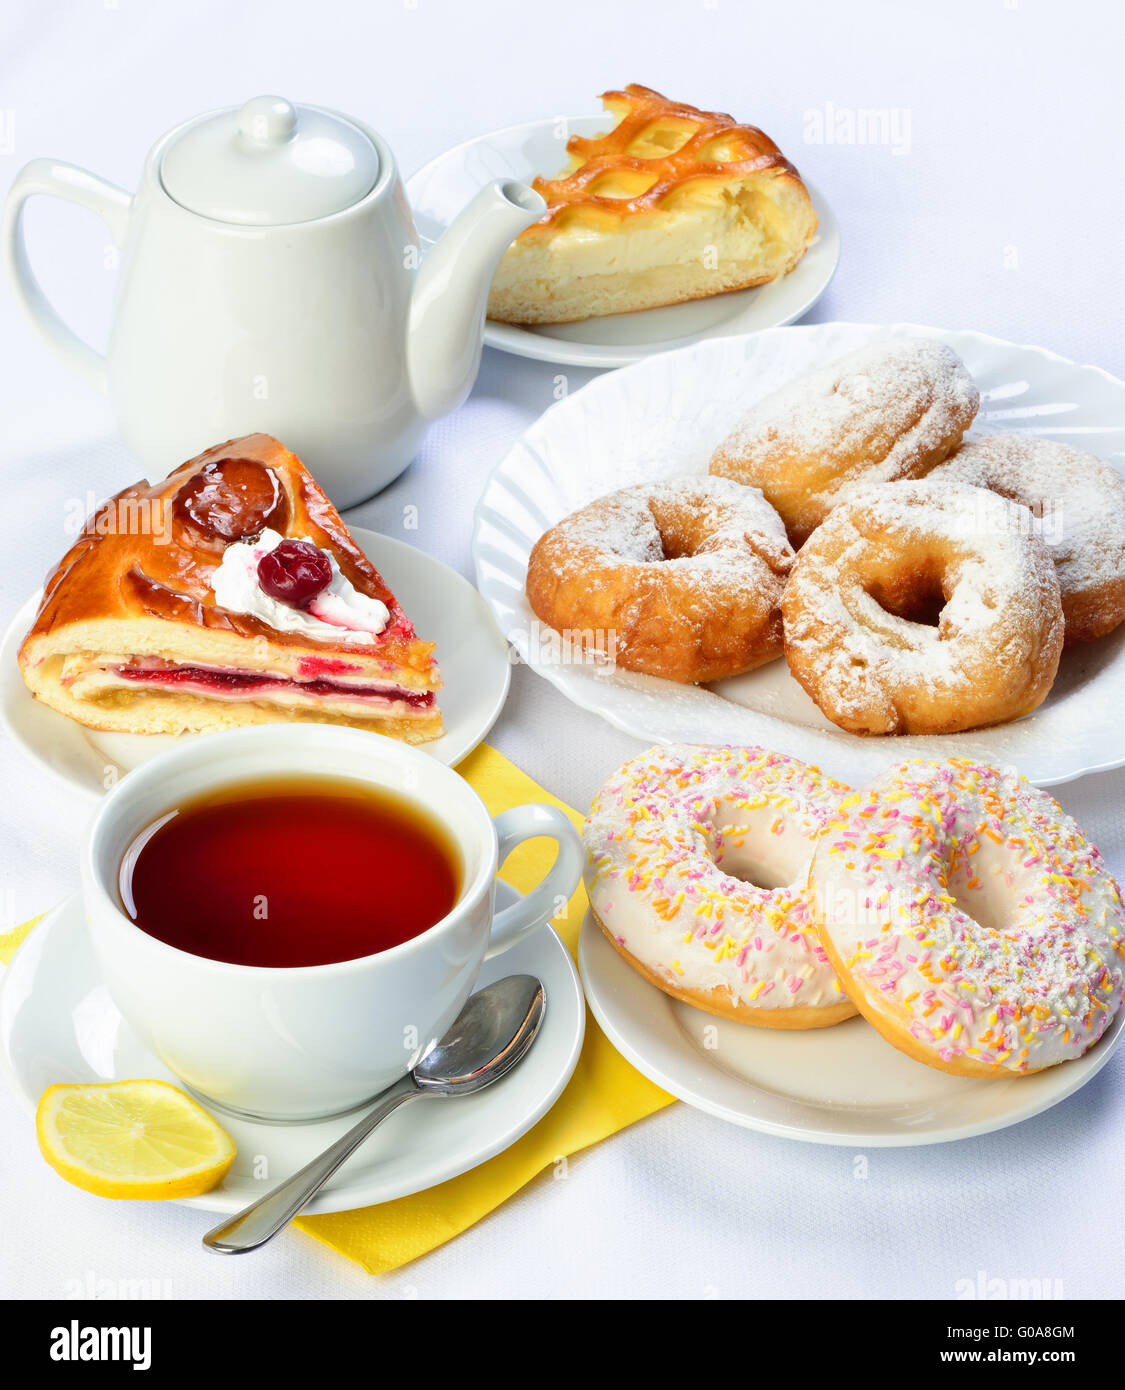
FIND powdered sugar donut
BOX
[810,758,1125,1076]
[710,339,979,545]
[583,745,857,1028]
[928,433,1125,644]
[781,480,1064,735]
[526,476,794,683]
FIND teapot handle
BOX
[2,158,132,395]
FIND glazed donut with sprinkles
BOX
[810,757,1125,1076]
[583,744,857,1028]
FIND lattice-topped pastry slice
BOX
[488,85,818,324]
[19,434,442,741]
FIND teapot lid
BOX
[160,96,379,225]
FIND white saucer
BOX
[579,911,1123,1146]
[473,321,1125,788]
[0,886,585,1214]
[407,115,840,369]
[1,527,510,798]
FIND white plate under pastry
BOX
[472,321,1125,789]
[406,114,840,369]
[578,909,1123,1146]
[0,528,510,797]
[0,887,584,1215]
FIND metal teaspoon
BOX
[202,974,546,1253]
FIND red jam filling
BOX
[115,664,434,707]
[296,657,362,677]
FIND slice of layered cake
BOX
[19,434,442,741]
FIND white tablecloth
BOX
[2,0,1124,1300]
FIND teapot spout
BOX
[408,179,545,421]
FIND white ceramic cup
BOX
[81,725,583,1121]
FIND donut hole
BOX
[710,803,808,891]
[655,527,694,561]
[864,565,949,628]
[985,479,1047,521]
[946,862,1009,935]
[646,499,712,560]
[715,841,794,890]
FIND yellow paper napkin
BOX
[0,745,673,1274]
[0,915,41,963]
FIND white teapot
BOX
[2,96,545,507]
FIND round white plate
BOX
[0,888,584,1214]
[407,115,840,369]
[1,527,510,797]
[579,911,1123,1146]
[473,321,1125,789]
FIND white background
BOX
[2,0,1124,1300]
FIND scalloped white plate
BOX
[472,322,1125,788]
[407,115,840,368]
[1,528,510,797]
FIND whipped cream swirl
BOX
[211,529,390,643]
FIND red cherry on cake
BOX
[257,539,332,609]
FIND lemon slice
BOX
[36,1080,236,1200]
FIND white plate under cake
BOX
[3,522,510,795]
[408,115,839,368]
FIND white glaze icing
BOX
[583,745,850,1013]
